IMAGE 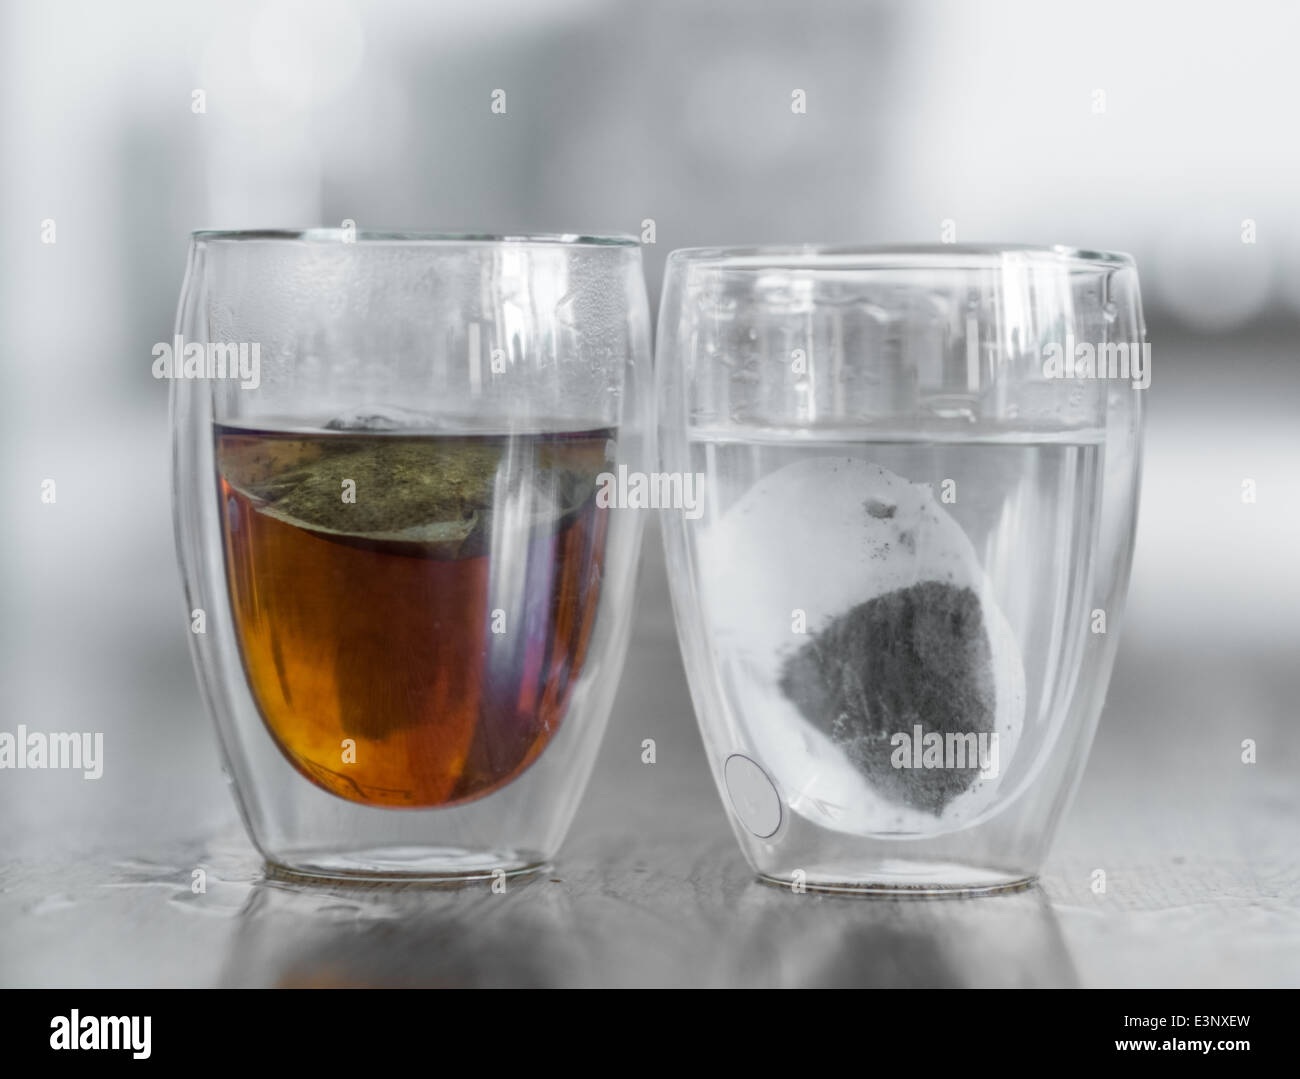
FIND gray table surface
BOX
[2,333,1297,988]
[1,533,1296,988]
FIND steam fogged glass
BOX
[172,230,651,881]
[657,245,1146,894]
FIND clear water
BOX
[683,430,1104,837]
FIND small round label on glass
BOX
[724,754,782,838]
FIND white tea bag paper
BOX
[699,458,1026,835]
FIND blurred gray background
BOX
[1,0,1296,987]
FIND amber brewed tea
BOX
[215,421,611,809]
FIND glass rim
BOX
[190,228,640,248]
[666,242,1135,271]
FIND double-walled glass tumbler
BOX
[658,245,1146,894]
[172,230,651,881]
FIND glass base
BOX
[757,862,1036,898]
[264,845,548,885]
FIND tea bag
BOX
[699,457,1025,834]
[218,416,606,559]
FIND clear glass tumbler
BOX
[171,230,651,881]
[658,244,1146,894]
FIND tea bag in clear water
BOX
[699,457,1026,834]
